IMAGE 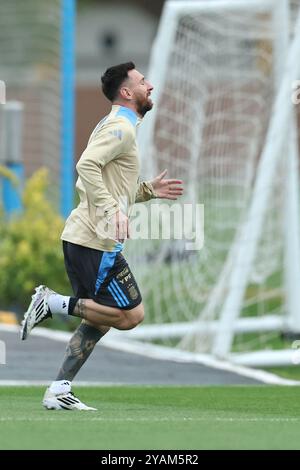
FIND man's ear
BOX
[119,86,132,101]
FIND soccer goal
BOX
[123,0,300,367]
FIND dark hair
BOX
[101,61,135,102]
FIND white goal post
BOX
[126,0,300,367]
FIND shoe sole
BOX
[20,285,46,341]
[43,402,70,411]
[43,400,97,411]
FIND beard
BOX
[135,95,153,117]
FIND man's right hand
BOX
[111,210,129,242]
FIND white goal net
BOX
[123,0,300,367]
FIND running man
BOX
[20,62,183,410]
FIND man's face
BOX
[125,69,154,117]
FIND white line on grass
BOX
[0,416,299,423]
[1,324,300,386]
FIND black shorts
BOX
[63,241,142,310]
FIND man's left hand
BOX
[150,169,184,200]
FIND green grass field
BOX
[1,386,300,450]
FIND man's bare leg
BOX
[55,320,109,381]
[72,298,144,330]
[51,300,144,385]
[22,287,144,406]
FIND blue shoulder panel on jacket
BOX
[116,106,138,127]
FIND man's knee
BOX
[118,303,144,330]
[82,319,110,335]
[129,303,144,328]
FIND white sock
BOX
[49,380,71,395]
[48,293,70,315]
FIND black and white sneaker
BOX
[43,388,97,411]
[20,285,54,340]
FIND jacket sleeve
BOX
[135,181,157,203]
[76,119,132,218]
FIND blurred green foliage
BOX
[0,168,71,314]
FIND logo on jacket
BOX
[109,129,123,140]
